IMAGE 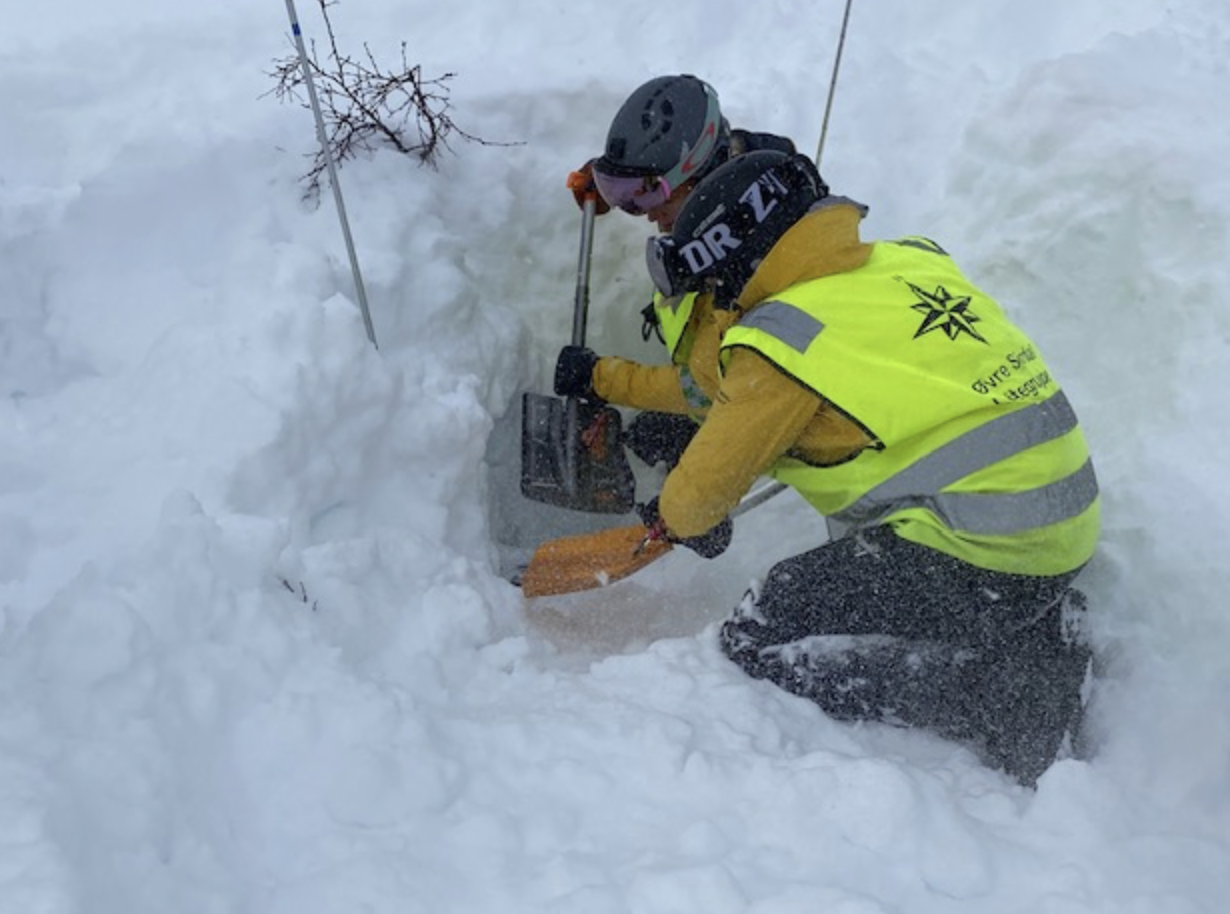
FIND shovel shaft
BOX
[732,481,788,518]
[564,196,599,491]
[563,397,582,497]
[571,196,598,347]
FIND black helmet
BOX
[591,75,731,214]
[646,150,828,306]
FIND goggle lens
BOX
[592,170,673,215]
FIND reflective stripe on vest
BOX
[830,391,1098,536]
[735,300,824,353]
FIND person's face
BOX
[645,181,694,233]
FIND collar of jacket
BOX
[734,197,873,311]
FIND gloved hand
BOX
[636,497,732,560]
[624,412,698,469]
[554,345,601,400]
[566,160,611,216]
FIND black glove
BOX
[624,412,698,469]
[636,497,732,560]
[554,345,600,400]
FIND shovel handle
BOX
[563,195,600,491]
[732,481,788,518]
[571,195,598,347]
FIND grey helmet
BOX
[594,75,731,198]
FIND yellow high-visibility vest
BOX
[721,237,1099,576]
[653,290,697,364]
[653,290,709,419]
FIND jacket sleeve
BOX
[592,356,692,414]
[659,347,820,537]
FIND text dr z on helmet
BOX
[646,150,829,306]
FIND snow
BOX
[2,1,1229,911]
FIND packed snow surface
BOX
[2,2,1228,912]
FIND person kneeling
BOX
[640,150,1100,786]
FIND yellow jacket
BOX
[658,202,877,537]
[591,292,735,418]
[656,199,1099,578]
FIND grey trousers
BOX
[718,525,1092,786]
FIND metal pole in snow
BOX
[282,0,379,349]
[815,0,855,170]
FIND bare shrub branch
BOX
[266,0,515,200]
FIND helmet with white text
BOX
[645,150,828,307]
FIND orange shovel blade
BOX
[519,524,673,598]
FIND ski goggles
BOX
[592,83,725,215]
[591,169,674,216]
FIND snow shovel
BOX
[518,482,788,598]
[520,193,635,514]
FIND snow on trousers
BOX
[718,525,1092,784]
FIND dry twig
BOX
[266,0,507,199]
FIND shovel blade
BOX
[520,392,636,514]
[519,523,672,598]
